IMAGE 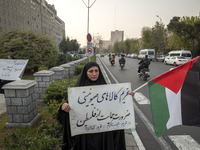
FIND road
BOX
[98,55,200,150]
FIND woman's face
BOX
[87,66,99,81]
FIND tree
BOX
[59,37,80,54]
[0,29,58,71]
[151,22,167,53]
[59,37,71,54]
[70,39,80,53]
[167,16,200,56]
[141,27,153,49]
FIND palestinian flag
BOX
[148,56,200,137]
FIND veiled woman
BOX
[57,61,127,150]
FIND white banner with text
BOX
[0,59,28,80]
[68,82,135,136]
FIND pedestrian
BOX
[57,61,134,150]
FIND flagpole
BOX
[133,82,148,92]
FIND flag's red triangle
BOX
[152,56,199,94]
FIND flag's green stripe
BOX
[148,81,170,137]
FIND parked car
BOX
[156,55,165,62]
[100,53,104,57]
[164,56,188,66]
[127,54,131,58]
[131,53,138,59]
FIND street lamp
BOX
[82,0,97,34]
[156,15,162,52]
[156,15,162,23]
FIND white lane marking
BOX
[131,129,145,150]
[134,92,150,104]
[169,135,200,150]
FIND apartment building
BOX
[110,30,124,46]
[0,0,65,51]
[99,40,110,51]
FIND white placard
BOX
[68,82,135,136]
[0,59,28,80]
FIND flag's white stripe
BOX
[165,88,182,129]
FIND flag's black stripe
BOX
[181,57,200,126]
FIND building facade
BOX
[110,30,124,46]
[99,40,110,51]
[0,0,65,52]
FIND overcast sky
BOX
[48,0,200,47]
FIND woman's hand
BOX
[129,91,135,97]
[61,102,71,112]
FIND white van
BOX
[138,49,155,61]
[165,50,192,61]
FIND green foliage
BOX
[59,37,80,54]
[56,54,67,66]
[43,78,77,104]
[167,16,200,56]
[0,29,58,71]
[75,65,84,76]
[4,121,62,150]
[111,39,140,54]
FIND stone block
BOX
[31,93,36,101]
[18,106,29,114]
[43,76,50,81]
[10,98,22,105]
[24,115,30,123]
[7,115,13,122]
[39,82,46,88]
[4,89,16,97]
[5,98,11,105]
[29,86,34,94]
[16,89,29,97]
[6,106,17,114]
[13,114,24,123]
[34,76,42,82]
[28,103,34,112]
[22,95,32,105]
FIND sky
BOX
[47,0,200,47]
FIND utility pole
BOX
[82,0,96,61]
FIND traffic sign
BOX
[87,47,93,54]
[87,33,92,43]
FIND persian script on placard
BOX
[68,82,135,136]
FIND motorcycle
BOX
[120,63,125,70]
[138,68,150,81]
[110,59,115,66]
